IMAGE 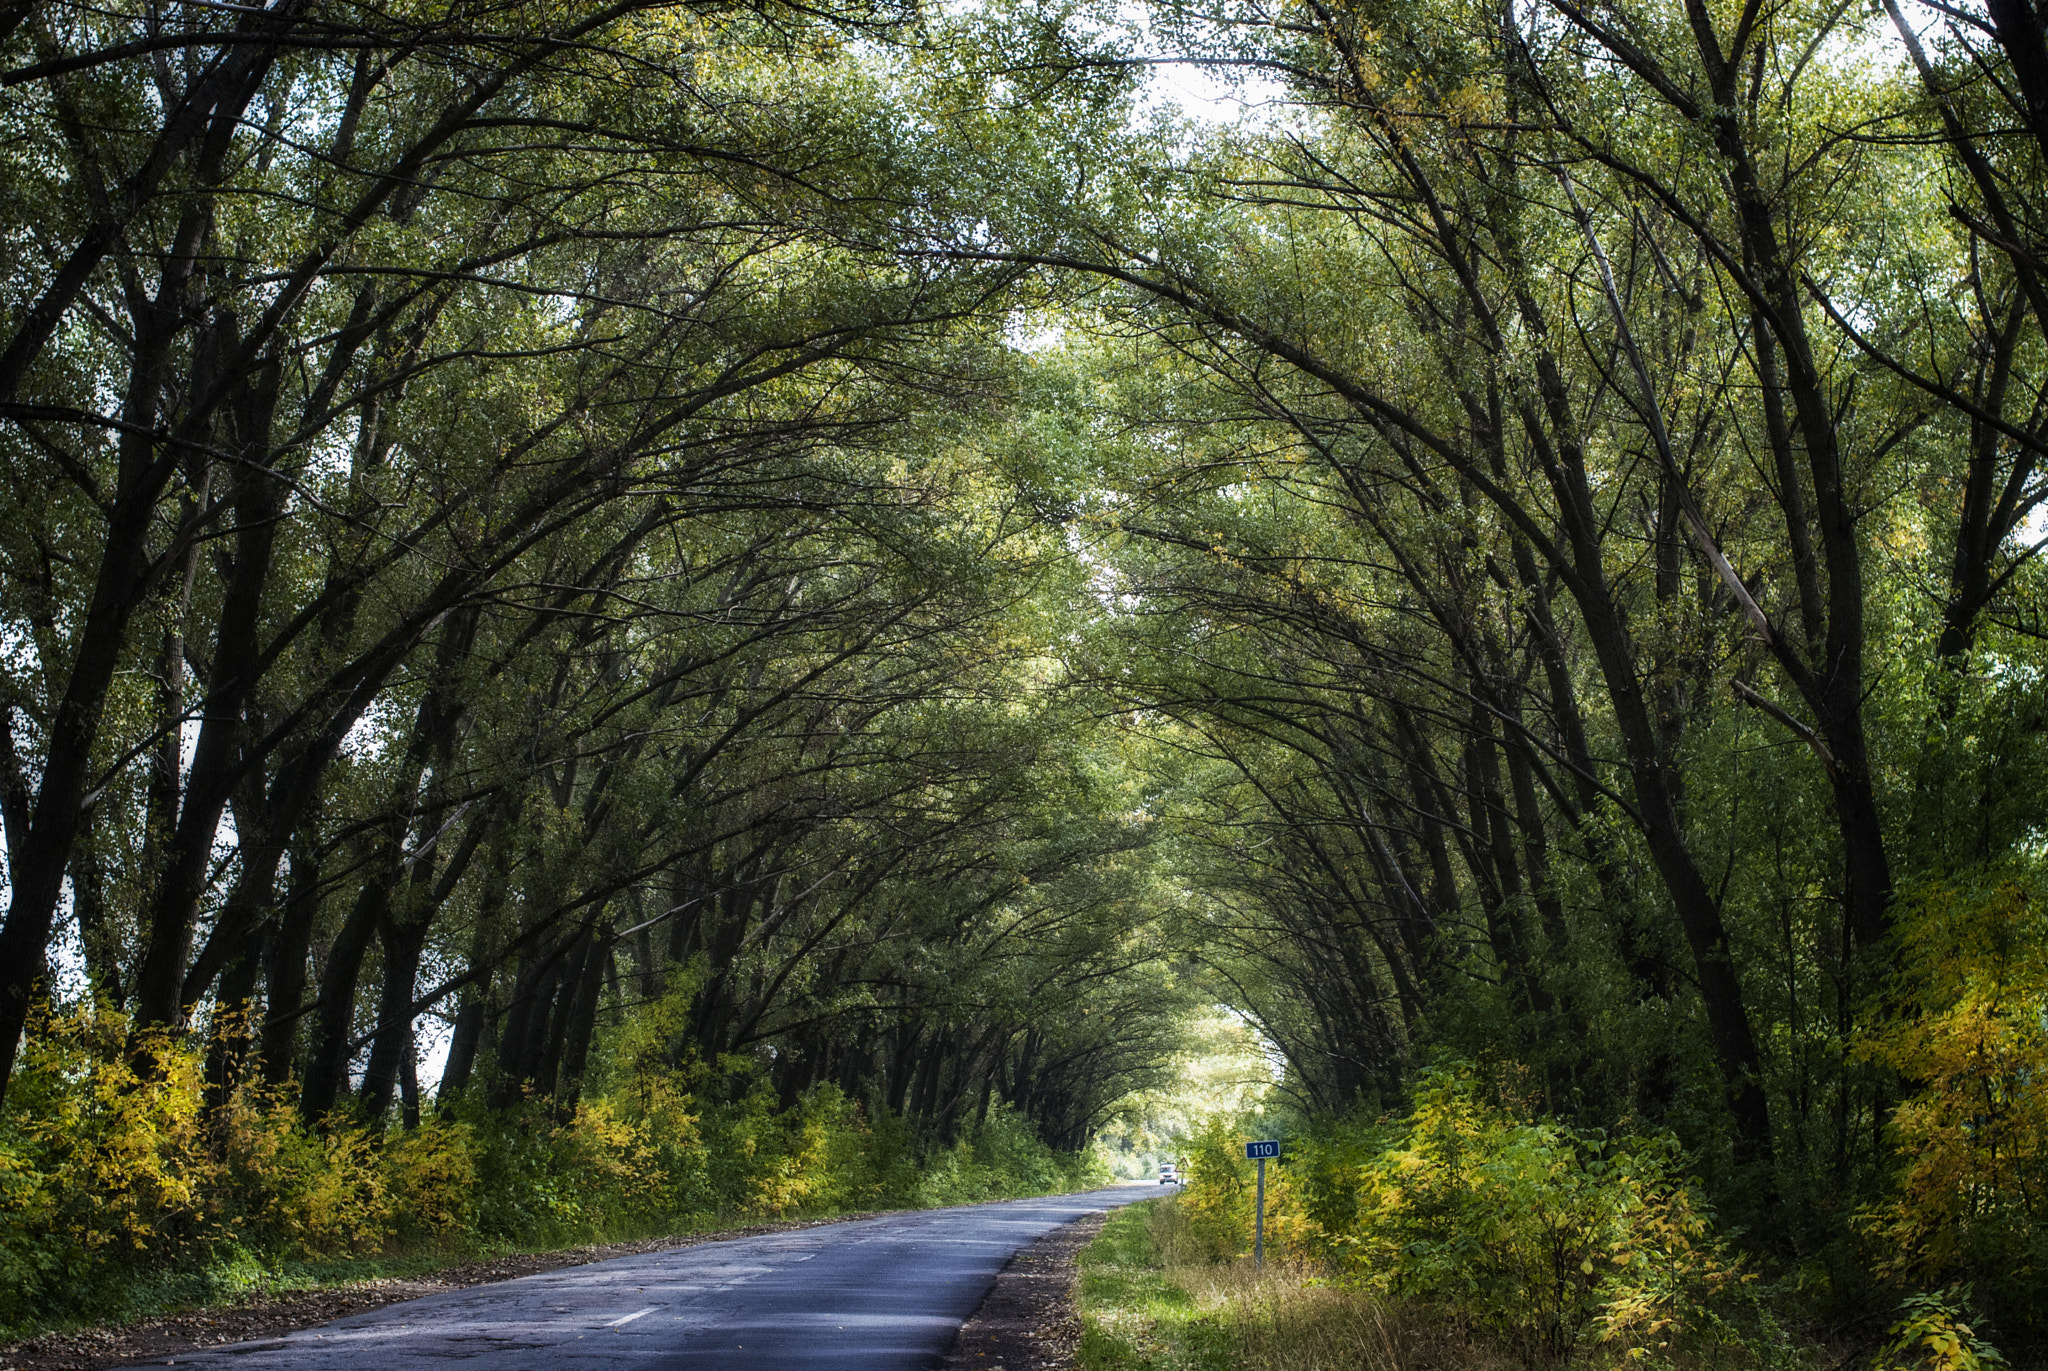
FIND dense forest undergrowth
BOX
[5,0,2048,1361]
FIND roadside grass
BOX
[1077,1199,1829,1371]
[94,1246,467,1315]
[1077,1199,1518,1371]
[1077,1200,1229,1371]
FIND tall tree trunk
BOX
[556,917,614,1109]
[132,354,285,1031]
[300,877,385,1122]
[439,989,489,1100]
[357,907,430,1124]
[70,809,124,1006]
[260,828,324,1086]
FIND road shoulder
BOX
[939,1208,1112,1371]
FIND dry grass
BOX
[1095,1201,1798,1371]
[1167,1258,1519,1371]
[1079,1199,1519,1371]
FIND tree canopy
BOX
[5,0,2048,1354]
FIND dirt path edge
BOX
[938,1209,1109,1371]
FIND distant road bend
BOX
[165,1184,1154,1370]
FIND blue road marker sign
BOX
[1243,1140,1280,1265]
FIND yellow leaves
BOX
[274,1127,391,1256]
[746,1111,835,1218]
[1439,81,1499,128]
[1167,1071,1747,1364]
[5,1006,215,1256]
[385,1122,479,1239]
[0,1134,56,1250]
[1168,1117,1315,1262]
[2,994,1099,1331]
[1,1006,400,1268]
[561,1097,674,1214]
[1855,874,2048,1285]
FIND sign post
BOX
[1244,1140,1280,1267]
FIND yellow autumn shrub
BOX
[0,1005,402,1282]
[1172,1114,1309,1261]
[1857,876,2047,1273]
[1876,1288,2010,1371]
[560,1096,670,1218]
[274,1124,391,1254]
[630,1073,706,1207]
[748,1105,835,1217]
[1176,1072,1753,1366]
[1855,872,2047,1346]
[385,1120,479,1241]
[213,1076,370,1252]
[0,998,1093,1335]
[1,1005,218,1259]
[717,1078,846,1217]
[1343,1073,1747,1364]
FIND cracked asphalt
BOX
[155,1184,1154,1370]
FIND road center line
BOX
[605,1307,659,1327]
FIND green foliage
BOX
[1095,1009,1276,1180]
[0,1007,218,1308]
[916,1105,1109,1204]
[1879,1289,2010,1371]
[1169,1114,1310,1264]
[12,0,2048,1363]
[1079,1194,1800,1371]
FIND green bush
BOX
[914,1106,1107,1205]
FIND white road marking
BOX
[606,1307,659,1327]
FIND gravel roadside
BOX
[938,1209,1110,1371]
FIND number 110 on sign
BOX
[1244,1140,1279,1266]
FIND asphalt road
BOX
[162,1182,1158,1370]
